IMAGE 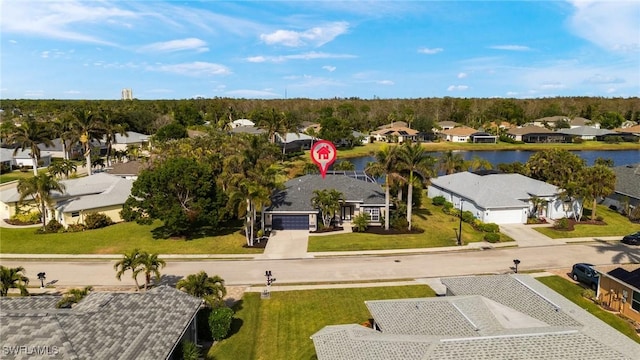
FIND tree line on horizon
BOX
[1,96,639,138]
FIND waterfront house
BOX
[556,126,616,141]
[312,274,640,360]
[506,125,571,143]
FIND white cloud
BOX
[447,85,469,91]
[377,80,394,85]
[64,90,81,94]
[323,65,336,72]
[260,21,349,47]
[24,90,45,97]
[568,1,640,53]
[225,89,281,98]
[489,45,531,51]
[0,0,137,45]
[244,52,356,63]
[418,47,443,54]
[539,82,565,90]
[139,38,209,53]
[41,51,50,59]
[9,40,17,44]
[584,74,625,85]
[457,72,467,79]
[148,62,231,76]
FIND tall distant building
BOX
[121,88,133,100]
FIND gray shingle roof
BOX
[268,174,385,212]
[557,126,615,136]
[429,172,559,209]
[612,163,640,200]
[312,274,640,360]
[0,286,203,360]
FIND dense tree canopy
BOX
[122,157,228,237]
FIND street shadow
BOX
[590,239,640,264]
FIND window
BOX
[363,208,380,222]
[71,212,80,218]
[632,291,640,312]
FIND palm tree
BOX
[48,159,77,179]
[51,115,77,160]
[581,165,616,221]
[468,155,493,172]
[333,160,355,171]
[439,150,467,175]
[71,109,105,176]
[17,174,65,229]
[176,271,227,307]
[102,111,128,166]
[311,189,344,228]
[0,265,29,296]
[8,116,54,175]
[365,144,400,230]
[135,252,166,290]
[56,286,92,308]
[114,249,143,291]
[397,142,436,230]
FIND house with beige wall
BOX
[595,264,640,323]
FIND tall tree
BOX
[0,265,29,296]
[17,174,65,229]
[122,157,227,238]
[311,189,344,228]
[365,145,400,230]
[397,142,436,230]
[8,116,54,175]
[102,111,128,166]
[114,249,143,291]
[438,150,467,175]
[51,114,77,161]
[71,109,105,176]
[135,252,166,290]
[581,165,616,221]
[176,271,227,308]
[468,155,493,172]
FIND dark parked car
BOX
[571,263,599,290]
[621,231,640,246]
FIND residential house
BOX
[439,126,497,143]
[230,126,267,136]
[0,148,16,170]
[370,126,418,143]
[602,163,640,212]
[531,115,570,128]
[594,264,640,323]
[229,118,255,128]
[435,121,460,132]
[312,274,640,360]
[428,172,576,224]
[275,132,316,152]
[109,132,151,152]
[506,125,571,143]
[0,286,203,360]
[264,174,385,231]
[614,124,640,141]
[0,173,133,227]
[105,160,146,180]
[557,126,616,141]
[11,148,53,169]
[570,117,598,128]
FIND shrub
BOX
[209,306,234,341]
[481,223,500,233]
[461,211,475,223]
[442,202,453,214]
[181,341,200,360]
[352,213,370,232]
[629,206,640,223]
[84,213,113,229]
[554,217,570,230]
[572,137,584,144]
[391,216,408,230]
[66,223,85,232]
[484,233,500,243]
[9,212,40,225]
[595,215,604,222]
[432,196,446,206]
[45,219,64,233]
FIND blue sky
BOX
[1,1,638,100]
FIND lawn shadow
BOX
[226,299,245,338]
[157,274,183,287]
[591,239,640,264]
[150,221,244,240]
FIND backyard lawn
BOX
[307,201,513,252]
[0,221,260,255]
[536,275,640,344]
[207,285,435,360]
[535,205,640,239]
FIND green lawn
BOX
[308,201,513,252]
[207,285,435,360]
[0,221,261,255]
[536,205,640,239]
[536,276,640,344]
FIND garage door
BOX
[272,215,309,230]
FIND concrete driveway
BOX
[499,224,560,247]
[258,230,311,259]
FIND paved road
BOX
[2,241,638,288]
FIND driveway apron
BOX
[499,224,560,247]
[259,230,310,259]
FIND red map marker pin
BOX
[310,140,337,178]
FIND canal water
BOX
[341,149,640,171]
